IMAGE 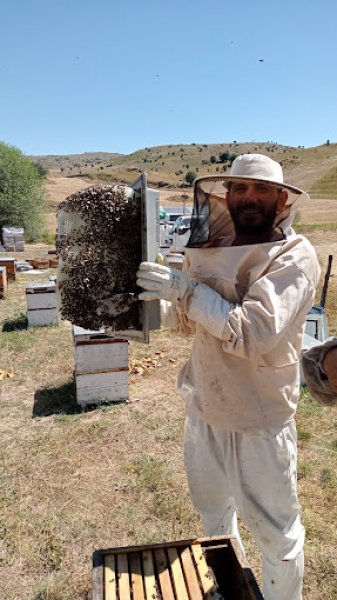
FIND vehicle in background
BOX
[159,206,192,251]
[168,215,192,253]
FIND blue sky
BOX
[1,0,336,156]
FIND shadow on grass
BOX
[2,313,28,331]
[33,380,81,417]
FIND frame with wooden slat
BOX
[92,536,264,600]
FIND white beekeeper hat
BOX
[220,153,306,196]
[188,153,308,247]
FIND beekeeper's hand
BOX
[136,262,196,302]
[323,347,337,392]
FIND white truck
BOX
[167,214,192,253]
[160,207,192,253]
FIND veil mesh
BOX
[187,175,302,248]
[187,177,235,247]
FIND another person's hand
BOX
[323,347,337,392]
[136,262,195,302]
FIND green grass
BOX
[310,165,337,199]
[295,221,337,233]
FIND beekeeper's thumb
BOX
[155,253,165,265]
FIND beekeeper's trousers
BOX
[184,413,305,600]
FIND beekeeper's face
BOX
[227,180,288,234]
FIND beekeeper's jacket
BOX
[163,226,320,433]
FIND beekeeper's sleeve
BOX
[182,262,317,358]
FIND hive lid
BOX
[73,325,108,340]
[26,280,56,293]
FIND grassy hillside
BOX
[30,142,337,198]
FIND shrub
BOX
[185,170,197,185]
[0,142,47,241]
[32,161,48,178]
[219,151,230,163]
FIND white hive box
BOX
[2,226,25,251]
[300,332,323,385]
[26,280,59,327]
[304,305,329,342]
[73,325,129,409]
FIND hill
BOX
[28,141,337,236]
[30,141,337,197]
[28,151,123,171]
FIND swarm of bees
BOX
[56,184,142,332]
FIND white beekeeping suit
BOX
[153,155,321,600]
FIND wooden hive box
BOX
[0,266,8,299]
[73,326,129,409]
[0,258,16,281]
[92,536,264,600]
[31,258,50,270]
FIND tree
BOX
[219,151,230,163]
[32,161,48,178]
[185,170,197,185]
[228,152,238,165]
[210,155,217,163]
[0,142,47,241]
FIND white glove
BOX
[136,261,196,302]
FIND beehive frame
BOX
[116,172,161,342]
[92,536,264,600]
[56,172,160,343]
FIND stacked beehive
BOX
[2,227,25,251]
[73,325,128,408]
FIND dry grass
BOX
[1,244,337,599]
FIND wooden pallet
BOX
[92,536,264,600]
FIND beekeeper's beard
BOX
[228,201,278,236]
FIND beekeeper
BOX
[137,154,320,600]
[301,338,337,404]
